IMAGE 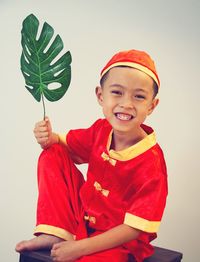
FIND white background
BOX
[0,0,199,261]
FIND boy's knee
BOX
[38,143,69,164]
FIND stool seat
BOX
[19,246,183,262]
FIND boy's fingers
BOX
[34,126,48,133]
[37,137,48,143]
[51,248,59,258]
[34,117,51,134]
[35,117,49,128]
[50,249,56,260]
[45,117,50,126]
[52,243,60,250]
[36,132,49,138]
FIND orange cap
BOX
[100,49,160,87]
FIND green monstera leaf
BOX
[21,14,72,118]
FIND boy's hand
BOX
[51,240,83,262]
[33,117,58,149]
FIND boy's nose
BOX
[119,96,134,109]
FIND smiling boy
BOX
[96,66,159,151]
[16,49,168,262]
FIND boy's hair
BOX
[100,66,159,98]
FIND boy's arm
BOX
[51,224,140,261]
[80,224,140,255]
[34,117,84,164]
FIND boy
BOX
[16,49,168,261]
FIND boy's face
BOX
[96,67,159,135]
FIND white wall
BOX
[0,0,199,261]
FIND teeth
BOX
[116,113,132,121]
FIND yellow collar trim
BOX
[106,130,156,161]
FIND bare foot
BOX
[15,234,63,252]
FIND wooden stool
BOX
[19,246,183,262]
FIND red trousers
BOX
[35,144,130,261]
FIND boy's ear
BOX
[95,86,103,105]
[148,98,159,115]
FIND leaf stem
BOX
[41,93,46,120]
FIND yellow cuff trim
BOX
[101,61,159,87]
[58,133,67,145]
[107,131,156,161]
[34,224,74,240]
[124,213,160,233]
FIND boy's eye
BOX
[111,90,122,96]
[135,94,146,100]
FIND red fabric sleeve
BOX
[66,119,103,164]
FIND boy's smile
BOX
[115,112,133,121]
[96,67,159,149]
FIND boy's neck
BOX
[110,128,147,151]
